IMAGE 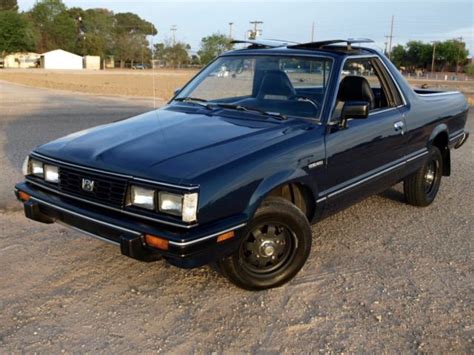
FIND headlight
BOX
[159,192,198,222]
[44,164,60,183]
[31,159,44,177]
[159,192,183,216]
[129,185,155,210]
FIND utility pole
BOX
[311,21,315,42]
[170,25,177,45]
[249,20,263,39]
[456,36,463,75]
[228,22,234,39]
[431,41,437,74]
[386,15,394,59]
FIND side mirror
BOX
[340,101,369,128]
[173,88,181,96]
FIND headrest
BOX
[337,75,375,109]
[257,70,296,100]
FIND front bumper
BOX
[15,181,247,268]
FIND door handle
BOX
[393,121,405,135]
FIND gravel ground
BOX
[0,81,472,353]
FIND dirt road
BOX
[0,81,472,353]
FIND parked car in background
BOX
[15,39,469,290]
[132,64,146,70]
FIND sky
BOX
[18,0,474,55]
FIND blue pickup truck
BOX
[15,39,469,290]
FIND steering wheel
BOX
[289,95,320,111]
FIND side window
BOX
[333,57,400,119]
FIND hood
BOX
[35,107,312,184]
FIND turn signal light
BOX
[216,231,235,243]
[144,234,169,251]
[18,191,31,202]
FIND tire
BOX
[404,146,443,207]
[218,197,312,290]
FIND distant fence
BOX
[403,72,473,81]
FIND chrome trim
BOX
[31,152,132,178]
[31,196,141,236]
[318,148,428,200]
[31,152,199,191]
[328,161,406,198]
[25,178,197,229]
[29,194,247,247]
[169,223,247,247]
[57,222,121,246]
[406,150,429,163]
[378,56,408,106]
[449,130,464,142]
[416,91,461,97]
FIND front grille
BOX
[58,167,128,207]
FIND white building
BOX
[3,52,40,68]
[40,49,83,70]
[83,55,101,70]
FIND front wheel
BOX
[218,197,312,290]
[404,146,443,206]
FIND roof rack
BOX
[288,38,374,51]
[231,39,298,49]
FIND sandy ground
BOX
[1,68,473,103]
[0,81,473,353]
[0,69,196,101]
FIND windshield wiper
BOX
[212,103,287,120]
[174,97,212,109]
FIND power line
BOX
[249,20,263,39]
[170,25,177,45]
[385,15,394,59]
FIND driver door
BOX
[319,57,407,212]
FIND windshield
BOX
[174,55,333,120]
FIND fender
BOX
[428,123,448,145]
[244,168,318,220]
[428,123,451,176]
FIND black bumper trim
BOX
[31,196,142,236]
[25,178,198,229]
[20,190,246,248]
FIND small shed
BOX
[83,55,101,70]
[40,49,83,70]
[3,52,40,68]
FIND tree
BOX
[465,63,474,76]
[198,33,233,65]
[153,41,190,68]
[0,11,36,53]
[436,39,468,71]
[390,44,406,69]
[405,41,432,70]
[28,0,73,52]
[0,0,18,11]
[113,12,157,66]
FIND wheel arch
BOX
[245,169,317,223]
[428,125,450,176]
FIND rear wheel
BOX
[218,197,312,290]
[404,146,443,206]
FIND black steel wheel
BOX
[404,146,443,207]
[218,197,312,290]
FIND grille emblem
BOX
[81,178,95,192]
